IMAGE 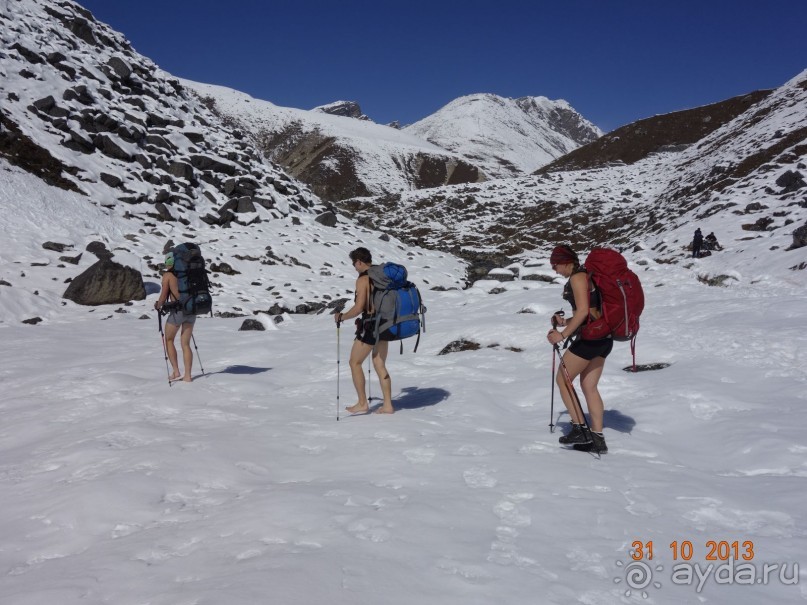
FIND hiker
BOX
[333,247,394,414]
[692,228,703,258]
[546,245,610,453]
[704,231,721,251]
[154,251,196,382]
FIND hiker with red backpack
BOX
[546,244,645,454]
[546,245,611,453]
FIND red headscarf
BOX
[549,245,577,266]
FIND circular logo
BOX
[614,560,663,598]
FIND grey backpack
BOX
[367,262,426,351]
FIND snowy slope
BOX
[1,199,806,603]
[0,0,327,236]
[183,80,484,200]
[405,94,603,179]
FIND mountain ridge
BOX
[404,93,602,179]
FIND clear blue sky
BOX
[78,0,807,132]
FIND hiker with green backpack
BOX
[334,247,395,415]
[155,251,197,382]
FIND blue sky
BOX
[78,0,807,132]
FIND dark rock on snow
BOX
[239,319,266,331]
[63,259,146,305]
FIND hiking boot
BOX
[573,431,608,454]
[558,424,591,445]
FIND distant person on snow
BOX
[154,252,196,382]
[546,245,610,453]
[692,228,704,258]
[704,231,721,251]
[334,247,395,414]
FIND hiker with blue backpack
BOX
[334,247,396,415]
[155,251,197,382]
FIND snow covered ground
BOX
[2,163,806,604]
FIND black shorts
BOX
[355,317,377,345]
[568,337,613,360]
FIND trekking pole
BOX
[548,311,563,432]
[157,312,172,387]
[191,334,205,375]
[549,348,557,432]
[367,359,374,403]
[336,318,342,421]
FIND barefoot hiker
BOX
[334,247,395,414]
[155,252,196,382]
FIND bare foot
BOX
[182,375,193,383]
[374,406,395,414]
[169,372,181,381]
[346,402,370,414]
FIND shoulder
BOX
[569,270,588,285]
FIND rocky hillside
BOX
[340,70,807,280]
[404,94,603,179]
[183,81,484,202]
[537,90,773,173]
[0,0,327,232]
[0,0,468,326]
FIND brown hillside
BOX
[536,90,772,174]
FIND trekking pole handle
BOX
[551,309,565,329]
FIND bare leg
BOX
[555,351,590,425]
[164,322,181,380]
[347,340,373,413]
[372,341,394,413]
[180,322,194,382]
[579,356,606,432]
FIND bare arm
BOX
[547,272,589,344]
[154,273,175,310]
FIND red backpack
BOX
[580,248,645,369]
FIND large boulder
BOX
[63,260,146,305]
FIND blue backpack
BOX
[367,263,426,352]
[172,242,213,315]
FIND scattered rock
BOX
[741,216,774,231]
[63,259,146,305]
[210,262,240,275]
[438,339,481,355]
[623,362,671,372]
[22,317,43,325]
[487,268,515,282]
[697,274,738,287]
[43,241,72,252]
[59,253,82,265]
[239,318,266,331]
[788,222,807,250]
[314,211,338,227]
[775,170,805,193]
[86,241,113,260]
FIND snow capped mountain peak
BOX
[312,100,371,121]
[404,93,602,178]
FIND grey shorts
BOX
[166,309,197,326]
